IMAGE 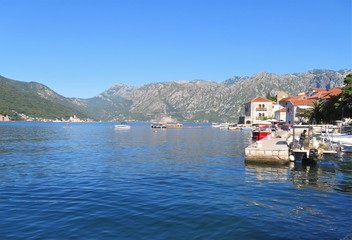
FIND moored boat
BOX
[219,122,229,129]
[288,125,339,162]
[151,122,166,128]
[115,122,131,130]
[228,124,240,130]
[322,133,352,153]
[211,123,221,128]
[252,122,272,140]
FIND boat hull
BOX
[252,131,271,140]
[114,125,131,130]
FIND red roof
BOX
[325,88,342,97]
[279,95,306,103]
[290,99,316,106]
[248,96,273,103]
[308,87,342,100]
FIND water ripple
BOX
[0,122,351,239]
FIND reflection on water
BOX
[245,156,352,193]
[245,163,290,181]
[0,122,351,240]
[290,161,337,191]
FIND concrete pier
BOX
[245,131,290,165]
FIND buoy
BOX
[289,155,295,162]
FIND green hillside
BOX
[0,75,90,120]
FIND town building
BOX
[279,87,342,125]
[274,108,286,122]
[279,97,315,124]
[244,96,274,124]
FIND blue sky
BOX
[1,0,351,98]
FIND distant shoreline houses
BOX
[0,113,90,122]
[241,87,342,125]
[0,114,10,121]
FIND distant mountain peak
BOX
[252,71,277,78]
[1,69,350,122]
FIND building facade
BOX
[244,96,274,124]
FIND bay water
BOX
[0,122,351,239]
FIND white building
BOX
[244,96,274,124]
[274,108,286,122]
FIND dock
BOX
[245,131,290,165]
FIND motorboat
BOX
[289,125,339,162]
[219,123,229,129]
[228,124,240,130]
[151,122,166,128]
[322,133,352,153]
[328,133,352,145]
[252,122,272,140]
[114,122,131,130]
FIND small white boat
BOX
[228,124,240,130]
[219,123,229,129]
[325,133,352,153]
[114,122,131,130]
[329,133,352,145]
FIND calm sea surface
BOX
[0,122,351,240]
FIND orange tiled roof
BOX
[248,96,273,103]
[290,99,316,106]
[326,88,342,97]
[280,87,342,103]
[308,91,328,99]
[279,95,306,103]
[308,87,342,100]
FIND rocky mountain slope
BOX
[0,69,350,122]
[82,69,350,122]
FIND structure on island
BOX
[151,116,183,129]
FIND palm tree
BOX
[339,73,352,118]
[303,74,352,123]
[309,101,323,124]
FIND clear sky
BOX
[0,0,351,98]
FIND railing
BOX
[255,108,267,111]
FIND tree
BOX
[321,95,340,123]
[308,101,323,124]
[266,92,277,102]
[339,73,352,118]
[303,73,352,123]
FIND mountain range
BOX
[0,69,351,122]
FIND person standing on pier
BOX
[300,130,307,149]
